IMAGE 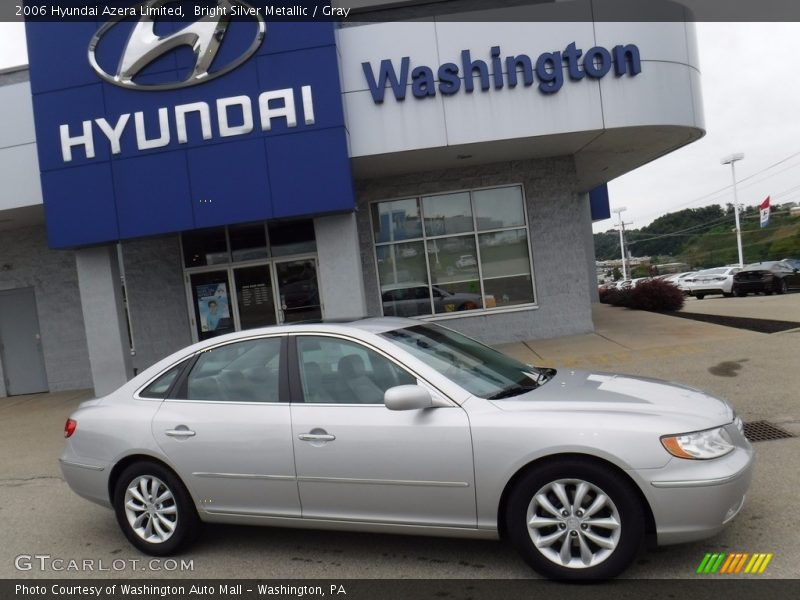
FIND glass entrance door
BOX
[233,265,277,330]
[189,271,235,341]
[275,259,322,323]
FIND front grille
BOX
[743,420,795,442]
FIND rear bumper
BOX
[59,450,112,509]
[733,281,770,293]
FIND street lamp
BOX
[721,153,745,268]
[612,206,629,281]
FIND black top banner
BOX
[6,0,800,23]
[3,579,800,600]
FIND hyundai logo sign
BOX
[88,0,266,91]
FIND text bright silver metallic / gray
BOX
[60,318,754,580]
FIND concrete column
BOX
[75,245,133,396]
[581,193,600,303]
[314,213,368,320]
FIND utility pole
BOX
[721,153,745,268]
[612,207,633,280]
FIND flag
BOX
[760,196,770,228]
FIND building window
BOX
[371,185,535,317]
[181,219,317,268]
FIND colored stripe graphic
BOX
[710,553,726,573]
[698,552,773,575]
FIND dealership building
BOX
[0,0,704,397]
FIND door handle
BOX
[165,428,196,438]
[298,433,335,442]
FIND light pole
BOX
[721,153,745,268]
[612,207,630,280]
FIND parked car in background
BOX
[732,260,800,296]
[60,318,753,580]
[685,267,741,299]
[630,277,651,288]
[781,257,800,271]
[382,283,488,315]
[663,271,697,295]
[455,254,478,269]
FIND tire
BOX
[723,292,733,298]
[695,294,705,300]
[113,461,199,556]
[505,458,645,580]
[733,289,747,297]
[764,290,773,296]
[777,279,788,295]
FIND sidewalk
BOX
[495,303,760,368]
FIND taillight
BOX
[64,419,77,438]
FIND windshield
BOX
[380,323,554,399]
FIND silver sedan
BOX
[60,318,753,580]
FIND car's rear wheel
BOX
[778,279,788,294]
[695,294,705,300]
[113,462,199,556]
[505,458,645,580]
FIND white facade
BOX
[0,13,705,397]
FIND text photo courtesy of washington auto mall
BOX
[1,0,800,599]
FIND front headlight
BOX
[661,426,735,460]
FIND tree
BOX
[612,267,622,281]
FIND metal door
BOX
[289,334,476,528]
[0,288,49,395]
[151,335,300,517]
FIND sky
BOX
[2,20,799,235]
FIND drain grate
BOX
[743,420,795,443]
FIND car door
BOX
[289,334,477,528]
[151,335,300,517]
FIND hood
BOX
[491,369,733,427]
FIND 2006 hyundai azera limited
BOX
[60,318,753,579]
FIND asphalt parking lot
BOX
[1,299,798,580]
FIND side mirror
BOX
[384,385,433,411]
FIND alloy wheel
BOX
[124,475,178,544]
[526,478,622,569]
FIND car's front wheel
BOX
[777,279,788,294]
[113,462,199,556]
[505,458,645,580]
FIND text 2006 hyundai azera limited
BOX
[60,318,753,580]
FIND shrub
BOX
[629,279,685,311]
[602,287,633,307]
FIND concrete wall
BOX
[0,225,92,393]
[121,236,192,374]
[355,156,595,344]
[314,213,368,320]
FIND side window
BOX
[296,336,416,404]
[139,360,187,399]
[184,337,282,402]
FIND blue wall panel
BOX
[25,12,354,249]
[268,128,355,219]
[113,153,195,239]
[188,139,272,228]
[42,164,119,248]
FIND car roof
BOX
[191,317,421,349]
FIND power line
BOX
[631,148,800,222]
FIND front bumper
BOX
[631,433,754,545]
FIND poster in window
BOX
[196,283,232,332]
